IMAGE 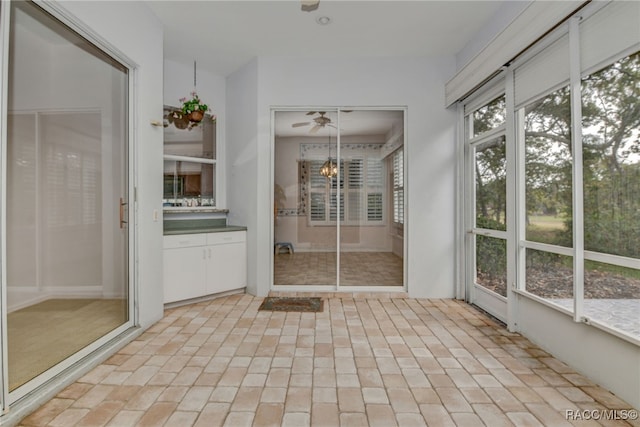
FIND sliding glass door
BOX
[338,110,404,287]
[4,1,131,400]
[273,109,405,290]
[273,110,338,287]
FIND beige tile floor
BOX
[274,252,403,286]
[19,294,639,427]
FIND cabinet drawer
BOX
[207,230,246,245]
[164,234,206,249]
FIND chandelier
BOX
[319,134,338,178]
[319,158,338,178]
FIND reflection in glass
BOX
[339,110,403,287]
[582,51,640,259]
[524,87,573,247]
[273,110,404,287]
[273,111,338,286]
[525,249,573,303]
[475,135,506,230]
[163,106,216,159]
[475,235,507,297]
[7,1,128,391]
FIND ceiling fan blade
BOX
[341,110,353,113]
[306,111,317,116]
[292,122,311,128]
[309,125,322,134]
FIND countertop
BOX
[163,218,247,236]
[163,225,247,236]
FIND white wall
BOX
[227,56,457,297]
[226,58,259,295]
[517,296,640,409]
[455,0,530,70]
[58,1,165,328]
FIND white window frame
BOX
[463,90,511,324]
[510,6,640,345]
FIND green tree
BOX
[581,51,640,258]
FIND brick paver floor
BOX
[19,294,639,426]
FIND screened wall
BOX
[460,2,639,408]
[463,0,639,343]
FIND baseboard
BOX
[164,287,246,309]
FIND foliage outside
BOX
[475,52,639,259]
[473,51,639,297]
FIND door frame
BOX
[460,78,514,325]
[269,106,408,294]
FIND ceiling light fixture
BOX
[301,0,320,12]
[316,16,331,25]
[319,134,338,179]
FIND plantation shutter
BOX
[309,161,325,189]
[367,194,383,221]
[310,193,325,221]
[367,158,384,222]
[348,159,363,189]
[309,161,326,221]
[329,193,344,222]
[346,159,361,221]
[393,149,404,224]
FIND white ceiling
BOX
[149,1,506,137]
[148,0,506,77]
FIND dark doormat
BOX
[258,297,324,312]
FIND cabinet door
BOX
[163,246,206,303]
[206,241,247,294]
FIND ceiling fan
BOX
[292,111,335,134]
[291,110,354,134]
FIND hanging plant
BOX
[174,62,217,130]
[180,91,210,123]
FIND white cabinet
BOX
[163,230,246,304]
[163,234,206,303]
[205,232,247,295]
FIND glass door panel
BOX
[466,94,508,322]
[6,1,129,393]
[338,110,404,287]
[273,110,338,286]
[273,109,405,289]
[473,135,507,297]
